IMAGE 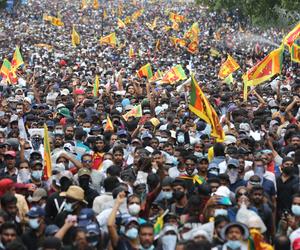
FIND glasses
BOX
[238,191,248,196]
[82,160,92,163]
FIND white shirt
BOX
[92,192,113,215]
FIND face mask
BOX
[292,205,300,216]
[225,240,241,250]
[116,107,122,113]
[55,129,64,135]
[228,169,238,184]
[125,227,138,239]
[173,190,185,201]
[161,235,177,250]
[282,166,294,175]
[194,152,203,158]
[140,245,155,250]
[31,170,43,181]
[28,95,34,101]
[64,202,74,212]
[177,135,185,144]
[28,218,40,229]
[24,149,31,160]
[270,108,278,114]
[83,127,91,134]
[214,208,228,217]
[161,191,173,200]
[128,204,141,216]
[18,169,31,183]
[79,178,90,190]
[159,118,167,124]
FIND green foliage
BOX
[195,0,300,27]
[0,0,7,9]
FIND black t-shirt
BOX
[115,236,135,250]
[21,229,45,250]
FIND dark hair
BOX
[184,154,198,163]
[81,153,92,161]
[213,143,225,157]
[292,193,300,202]
[274,235,290,250]
[139,223,154,233]
[17,160,30,168]
[214,215,230,227]
[184,240,212,250]
[172,179,186,189]
[0,222,17,234]
[5,240,27,250]
[250,185,264,195]
[0,210,9,221]
[1,193,17,207]
[113,146,124,155]
[127,194,141,204]
[152,150,162,156]
[103,176,120,192]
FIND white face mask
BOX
[18,169,31,183]
[214,208,228,217]
[24,149,31,160]
[128,203,141,216]
[161,235,177,250]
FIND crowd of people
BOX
[0,0,300,249]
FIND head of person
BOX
[221,222,249,249]
[152,150,165,167]
[26,206,45,231]
[0,222,17,247]
[103,176,120,193]
[160,177,174,200]
[60,185,88,213]
[184,155,198,176]
[291,193,300,217]
[198,157,209,174]
[249,185,264,206]
[273,235,290,250]
[0,193,17,219]
[171,180,187,202]
[281,156,295,176]
[93,135,105,152]
[235,186,250,207]
[78,168,91,191]
[127,194,141,217]
[207,178,220,194]
[30,160,44,182]
[30,188,48,208]
[139,223,155,249]
[81,153,93,169]
[64,124,75,141]
[214,215,230,242]
[112,146,124,165]
[4,151,16,169]
[124,217,140,241]
[226,158,240,184]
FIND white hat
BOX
[24,97,32,104]
[60,88,70,96]
[214,186,231,198]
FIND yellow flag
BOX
[100,32,117,47]
[81,0,88,9]
[51,17,64,27]
[43,14,53,22]
[93,0,99,9]
[124,16,131,25]
[103,9,107,19]
[129,46,135,58]
[163,25,171,32]
[72,26,80,47]
[117,18,126,29]
[155,39,160,51]
[172,21,179,31]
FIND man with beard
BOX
[276,157,299,221]
[0,222,17,250]
[64,124,75,141]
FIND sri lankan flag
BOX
[157,65,187,84]
[187,40,198,54]
[123,104,143,121]
[51,17,64,26]
[154,214,164,235]
[172,21,179,31]
[81,0,88,10]
[11,46,24,70]
[283,23,300,49]
[124,16,131,25]
[149,70,163,83]
[189,75,224,141]
[184,22,200,41]
[243,45,284,86]
[155,39,160,51]
[93,75,99,97]
[71,26,80,47]
[291,43,300,63]
[43,124,52,180]
[218,55,240,79]
[93,0,99,9]
[137,63,153,79]
[179,174,205,185]
[169,37,187,48]
[100,32,117,47]
[104,115,114,131]
[169,12,185,23]
[0,59,15,83]
[129,46,135,58]
[117,18,126,29]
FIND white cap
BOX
[24,97,32,104]
[214,186,231,198]
[60,88,70,96]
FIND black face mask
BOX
[282,166,294,175]
[173,190,185,200]
[60,178,72,191]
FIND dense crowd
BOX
[0,0,300,249]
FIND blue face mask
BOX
[64,202,74,212]
[125,227,138,239]
[31,170,43,180]
[161,191,173,200]
[177,134,185,143]
[29,218,40,229]
[140,245,154,250]
[225,240,241,249]
[292,205,300,216]
[214,208,228,217]
[83,127,91,134]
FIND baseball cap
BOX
[227,158,239,168]
[78,208,95,227]
[86,222,101,234]
[141,131,153,140]
[4,151,16,158]
[45,224,60,236]
[77,168,91,177]
[27,206,45,218]
[31,188,47,202]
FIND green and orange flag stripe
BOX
[43,124,52,180]
[137,63,153,79]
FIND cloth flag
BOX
[169,37,187,48]
[179,174,205,185]
[291,43,300,63]
[243,45,284,86]
[169,12,185,22]
[149,70,163,83]
[283,23,300,48]
[71,26,80,47]
[157,65,187,84]
[155,39,160,51]
[43,14,53,22]
[43,124,52,180]
[218,55,240,79]
[163,25,171,32]
[81,0,88,9]
[100,33,117,47]
[123,104,143,121]
[154,214,164,235]
[184,22,199,41]
[11,46,24,70]
[117,18,126,29]
[51,17,64,26]
[189,75,224,141]
[187,40,198,54]
[137,63,153,79]
[129,46,135,58]
[104,115,114,131]
[93,75,99,97]
[124,16,131,25]
[0,59,16,83]
[172,21,179,31]
[224,74,233,85]
[93,0,99,9]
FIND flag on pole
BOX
[157,65,187,84]
[218,55,240,79]
[0,59,16,83]
[169,37,187,48]
[184,22,199,41]
[100,33,117,47]
[43,124,52,180]
[11,46,24,70]
[104,115,114,131]
[155,39,160,52]
[283,23,300,49]
[81,0,88,9]
[51,17,64,26]
[93,75,99,97]
[224,74,234,85]
[117,18,126,28]
[122,104,143,121]
[187,40,198,54]
[189,75,224,141]
[243,45,284,86]
[137,63,153,79]
[172,21,179,31]
[71,26,80,47]
[291,43,300,63]
[129,46,135,58]
[149,70,163,83]
[169,12,185,22]
[93,0,99,9]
